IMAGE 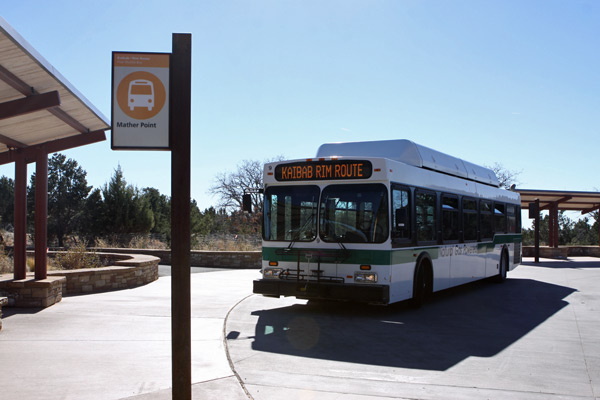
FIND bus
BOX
[252,139,522,306]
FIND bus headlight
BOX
[355,272,378,283]
[264,268,283,278]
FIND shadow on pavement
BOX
[248,278,575,371]
[522,259,600,269]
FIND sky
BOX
[1,1,599,225]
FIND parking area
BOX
[0,257,599,400]
[226,258,600,400]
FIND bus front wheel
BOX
[411,260,431,308]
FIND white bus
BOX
[253,139,522,306]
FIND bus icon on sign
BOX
[128,79,154,111]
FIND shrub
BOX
[54,244,103,270]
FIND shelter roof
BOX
[516,189,600,215]
[0,17,109,162]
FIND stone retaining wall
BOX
[92,248,262,268]
[0,276,65,308]
[0,297,7,330]
[0,252,159,309]
[523,246,600,259]
[46,253,159,295]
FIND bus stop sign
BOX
[112,52,170,150]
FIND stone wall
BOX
[92,248,262,268]
[47,253,159,295]
[523,246,600,258]
[0,276,65,308]
[0,297,7,330]
[0,252,159,309]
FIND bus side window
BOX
[392,186,411,245]
[494,203,506,233]
[462,198,478,242]
[416,190,436,243]
[480,200,493,240]
[442,194,459,243]
[507,204,516,233]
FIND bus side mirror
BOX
[242,194,252,213]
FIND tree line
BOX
[0,153,260,248]
[522,211,599,247]
[0,154,597,248]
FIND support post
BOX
[13,153,27,280]
[170,33,192,400]
[34,149,48,280]
[534,199,540,263]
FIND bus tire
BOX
[495,248,508,283]
[411,258,431,308]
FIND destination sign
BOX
[275,160,373,181]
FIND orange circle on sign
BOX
[116,71,166,120]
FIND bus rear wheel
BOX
[495,249,508,283]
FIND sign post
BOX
[111,34,192,399]
[170,33,192,400]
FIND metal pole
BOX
[170,33,192,400]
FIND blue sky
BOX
[1,1,599,223]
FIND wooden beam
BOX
[539,196,573,211]
[35,149,48,280]
[581,204,600,214]
[48,107,89,134]
[0,133,26,149]
[0,64,89,133]
[0,129,106,165]
[0,64,32,95]
[0,91,60,120]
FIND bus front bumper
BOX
[253,279,390,305]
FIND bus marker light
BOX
[269,261,278,266]
[347,275,353,279]
[374,168,381,172]
[360,265,371,270]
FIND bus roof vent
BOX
[316,139,500,187]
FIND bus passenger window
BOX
[442,195,459,242]
[462,198,478,242]
[392,187,411,242]
[507,204,516,233]
[494,203,506,233]
[480,200,493,240]
[416,191,436,243]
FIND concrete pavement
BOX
[0,257,599,399]
[0,268,257,400]
[225,258,600,400]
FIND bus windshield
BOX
[320,183,389,243]
[263,185,319,242]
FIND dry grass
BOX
[53,243,104,270]
[192,234,261,251]
[0,247,12,274]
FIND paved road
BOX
[0,257,598,400]
[226,258,600,400]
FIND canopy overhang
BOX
[0,17,110,283]
[0,16,109,156]
[516,188,600,256]
[517,189,600,215]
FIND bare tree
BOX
[486,162,522,189]
[209,159,264,213]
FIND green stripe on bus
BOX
[263,234,521,265]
